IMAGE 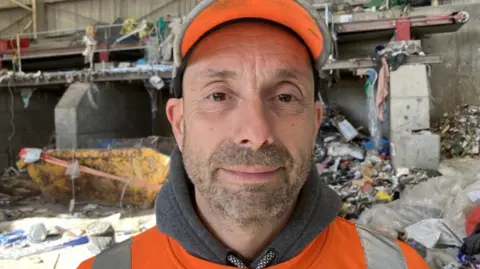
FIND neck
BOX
[195,191,297,261]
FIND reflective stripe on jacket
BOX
[77,217,429,269]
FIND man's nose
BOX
[233,99,275,151]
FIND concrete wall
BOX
[423,3,480,120]
[0,89,61,170]
[55,82,153,149]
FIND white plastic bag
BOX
[358,158,480,243]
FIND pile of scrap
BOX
[314,107,439,221]
[433,104,480,158]
[314,103,480,268]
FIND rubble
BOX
[433,104,480,158]
[316,107,480,268]
[316,108,439,221]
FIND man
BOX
[78,1,430,268]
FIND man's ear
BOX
[166,98,184,150]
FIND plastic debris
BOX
[27,223,48,243]
[433,104,480,158]
[315,107,438,221]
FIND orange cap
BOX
[173,0,331,72]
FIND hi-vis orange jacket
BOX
[77,217,429,269]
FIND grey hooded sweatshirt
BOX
[155,147,342,268]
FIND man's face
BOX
[167,21,323,227]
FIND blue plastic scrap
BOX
[458,251,480,268]
[0,230,26,245]
[363,138,389,150]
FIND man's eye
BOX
[208,92,227,101]
[278,94,293,102]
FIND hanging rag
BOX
[82,35,97,66]
[376,57,389,121]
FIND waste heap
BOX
[315,107,437,221]
[433,104,480,158]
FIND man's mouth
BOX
[219,166,282,182]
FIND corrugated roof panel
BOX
[1,0,201,33]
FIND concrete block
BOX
[390,65,430,98]
[390,96,430,132]
[55,82,152,149]
[55,134,79,149]
[390,131,440,170]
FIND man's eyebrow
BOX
[200,69,236,80]
[274,69,301,81]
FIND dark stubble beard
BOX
[182,132,313,228]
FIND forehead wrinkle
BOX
[202,69,237,80]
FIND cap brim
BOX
[175,0,331,70]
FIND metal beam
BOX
[8,0,32,11]
[322,55,442,70]
[32,0,37,38]
[0,72,172,89]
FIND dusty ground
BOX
[0,200,155,269]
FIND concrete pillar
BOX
[389,64,440,170]
[55,82,152,149]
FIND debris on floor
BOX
[357,158,480,269]
[315,107,438,221]
[433,104,480,159]
[316,106,480,269]
[0,172,41,207]
[1,105,479,269]
[0,197,155,266]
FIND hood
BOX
[155,147,341,268]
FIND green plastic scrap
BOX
[364,79,373,96]
[363,0,408,8]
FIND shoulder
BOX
[329,218,430,269]
[76,228,169,269]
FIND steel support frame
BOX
[336,12,468,34]
[7,0,37,39]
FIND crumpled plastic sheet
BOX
[425,248,461,269]
[357,158,480,242]
[405,219,463,248]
